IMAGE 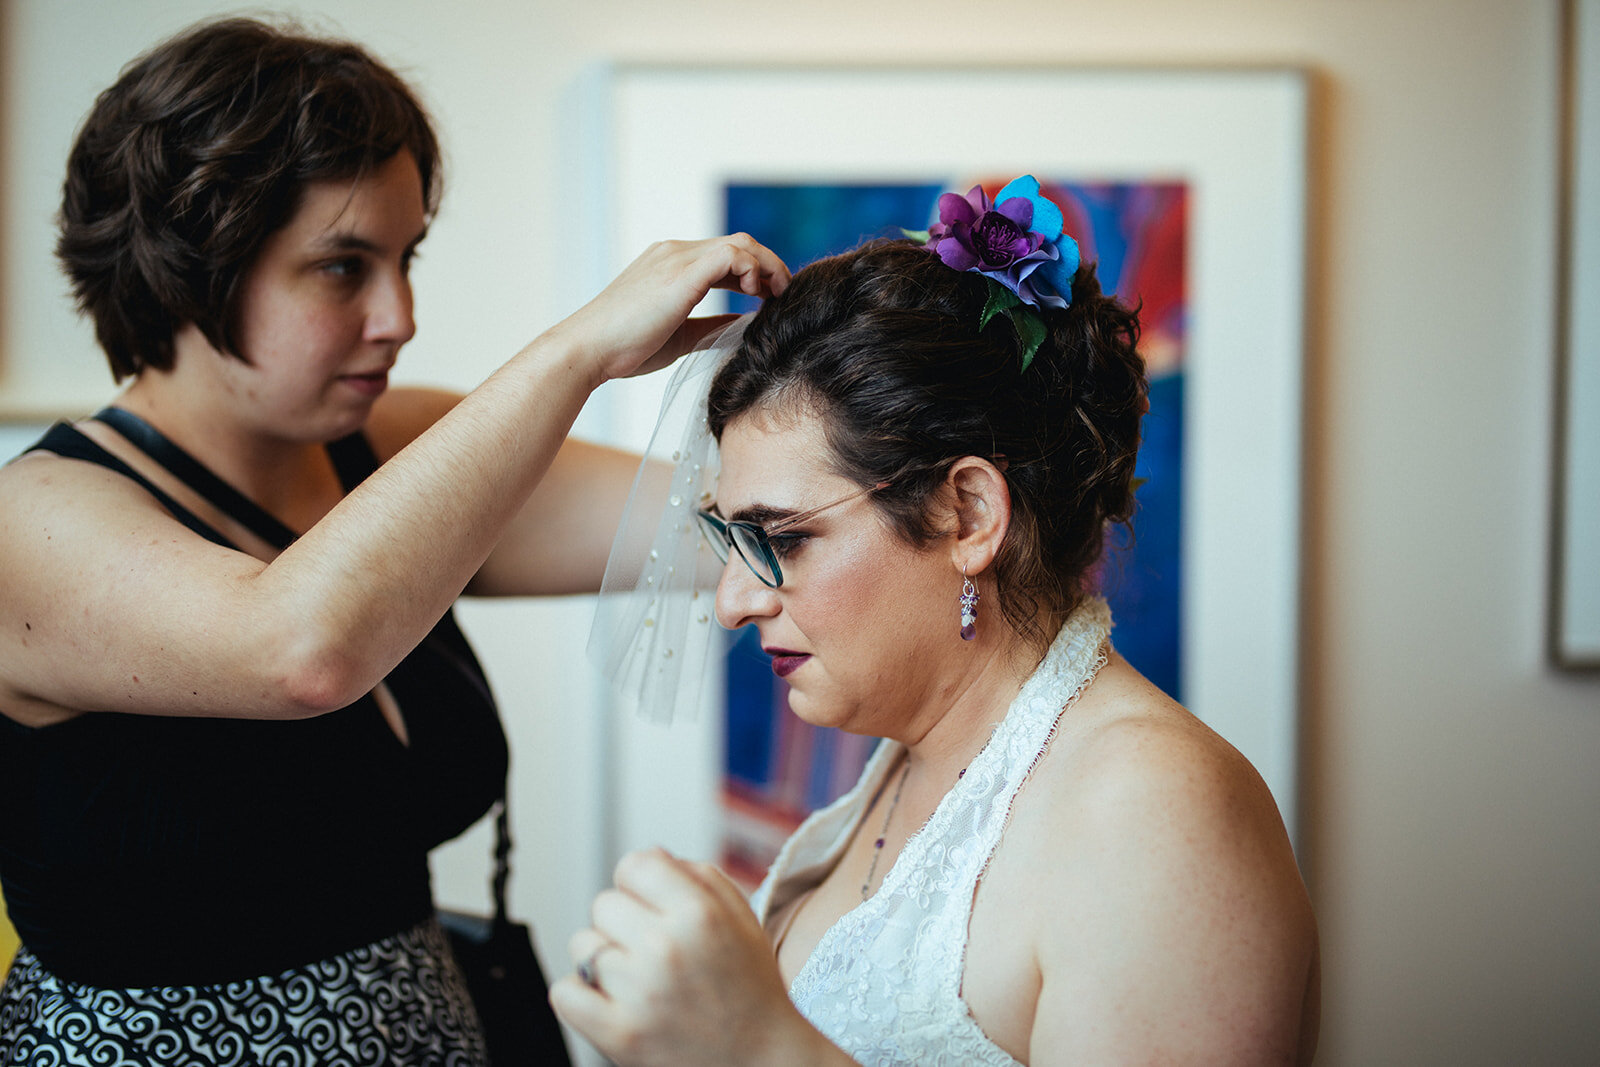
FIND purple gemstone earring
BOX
[959,569,979,641]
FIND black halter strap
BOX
[27,423,237,549]
[93,407,378,552]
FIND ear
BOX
[945,456,1010,576]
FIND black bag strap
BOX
[491,797,514,926]
[92,406,519,920]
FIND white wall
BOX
[4,2,1598,1064]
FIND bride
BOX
[552,180,1319,1065]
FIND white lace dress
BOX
[749,600,1111,1067]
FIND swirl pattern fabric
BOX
[0,918,487,1066]
[750,600,1112,1067]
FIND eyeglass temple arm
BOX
[762,481,890,535]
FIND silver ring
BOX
[576,946,603,990]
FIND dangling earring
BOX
[959,567,979,641]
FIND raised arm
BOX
[0,236,787,724]
[363,387,644,598]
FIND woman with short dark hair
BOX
[0,17,787,1064]
[57,17,445,383]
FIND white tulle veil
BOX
[586,315,752,722]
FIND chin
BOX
[305,404,374,443]
[785,688,867,735]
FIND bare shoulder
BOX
[0,433,245,584]
[0,441,275,725]
[0,443,151,623]
[1024,654,1290,860]
[363,386,464,462]
[1009,654,1319,1064]
[1011,656,1309,951]
[0,440,171,529]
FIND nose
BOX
[714,554,781,631]
[365,269,416,346]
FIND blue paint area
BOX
[1104,371,1183,700]
[1068,185,1135,292]
[725,183,945,313]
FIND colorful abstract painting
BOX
[719,179,1188,883]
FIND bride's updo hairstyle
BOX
[707,238,1147,647]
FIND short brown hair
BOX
[57,17,443,380]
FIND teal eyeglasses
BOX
[694,482,886,588]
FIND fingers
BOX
[665,233,790,301]
[551,851,711,1057]
[557,234,788,385]
[627,313,742,378]
[608,848,768,963]
[717,232,790,298]
[685,859,756,915]
[591,883,665,953]
[737,231,790,296]
[558,850,716,1000]
[553,924,630,1044]
[554,848,793,1065]
[549,929,612,1039]
[567,927,612,991]
[609,848,756,925]
[612,846,727,920]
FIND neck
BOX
[895,625,1045,785]
[114,371,330,517]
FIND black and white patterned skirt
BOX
[0,917,489,1066]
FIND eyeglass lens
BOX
[693,510,730,563]
[694,511,781,587]
[728,524,779,586]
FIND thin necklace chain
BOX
[860,758,912,900]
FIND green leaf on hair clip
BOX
[980,278,1022,330]
[901,228,931,244]
[1005,306,1047,371]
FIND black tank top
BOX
[0,420,509,987]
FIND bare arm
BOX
[466,435,643,596]
[362,387,644,597]
[1026,710,1319,1065]
[0,236,787,722]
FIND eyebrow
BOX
[723,502,793,526]
[721,480,888,528]
[309,227,429,256]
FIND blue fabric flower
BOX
[994,175,1079,308]
[926,175,1080,309]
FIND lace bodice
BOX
[749,600,1112,1067]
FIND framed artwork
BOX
[583,64,1308,865]
[1552,0,1600,668]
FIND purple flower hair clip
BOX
[905,175,1081,371]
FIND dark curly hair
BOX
[708,240,1147,647]
[57,17,443,380]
